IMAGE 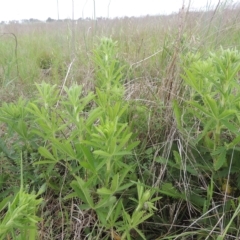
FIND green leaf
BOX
[125,140,140,151]
[51,140,76,159]
[115,133,132,151]
[211,146,227,156]
[38,147,57,162]
[159,183,186,200]
[188,101,214,118]
[72,177,94,208]
[189,193,205,207]
[117,182,134,192]
[221,119,238,133]
[37,183,47,196]
[132,210,153,226]
[226,135,240,149]
[95,209,108,226]
[134,228,147,240]
[97,187,113,195]
[15,119,29,139]
[204,95,219,118]
[182,69,199,91]
[213,148,227,171]
[119,165,134,183]
[218,109,236,120]
[114,123,128,139]
[0,195,12,212]
[64,192,78,200]
[86,107,103,127]
[111,174,119,192]
[185,165,198,176]
[94,196,116,209]
[93,150,111,157]
[109,199,122,224]
[113,151,131,156]
[78,145,97,173]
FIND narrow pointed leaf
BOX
[38,147,57,161]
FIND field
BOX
[1,3,240,239]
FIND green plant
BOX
[0,154,43,240]
[2,7,240,238]
[178,47,240,175]
[169,47,240,238]
[0,37,161,239]
[93,37,126,100]
[62,38,160,239]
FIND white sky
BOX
[0,0,238,22]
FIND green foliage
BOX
[179,48,240,172]
[0,98,37,159]
[170,47,240,238]
[0,155,42,240]
[63,38,159,239]
[93,37,126,100]
[2,10,240,239]
[0,189,42,240]
[0,37,160,239]
[1,11,240,240]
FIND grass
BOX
[1,2,240,239]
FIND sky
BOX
[0,0,238,22]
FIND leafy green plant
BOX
[0,35,174,239]
[2,8,240,239]
[62,38,159,239]
[0,37,161,239]
[169,47,240,238]
[178,48,240,175]
[0,97,37,162]
[0,155,43,240]
[93,37,126,101]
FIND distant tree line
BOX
[0,15,172,25]
[0,17,88,25]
